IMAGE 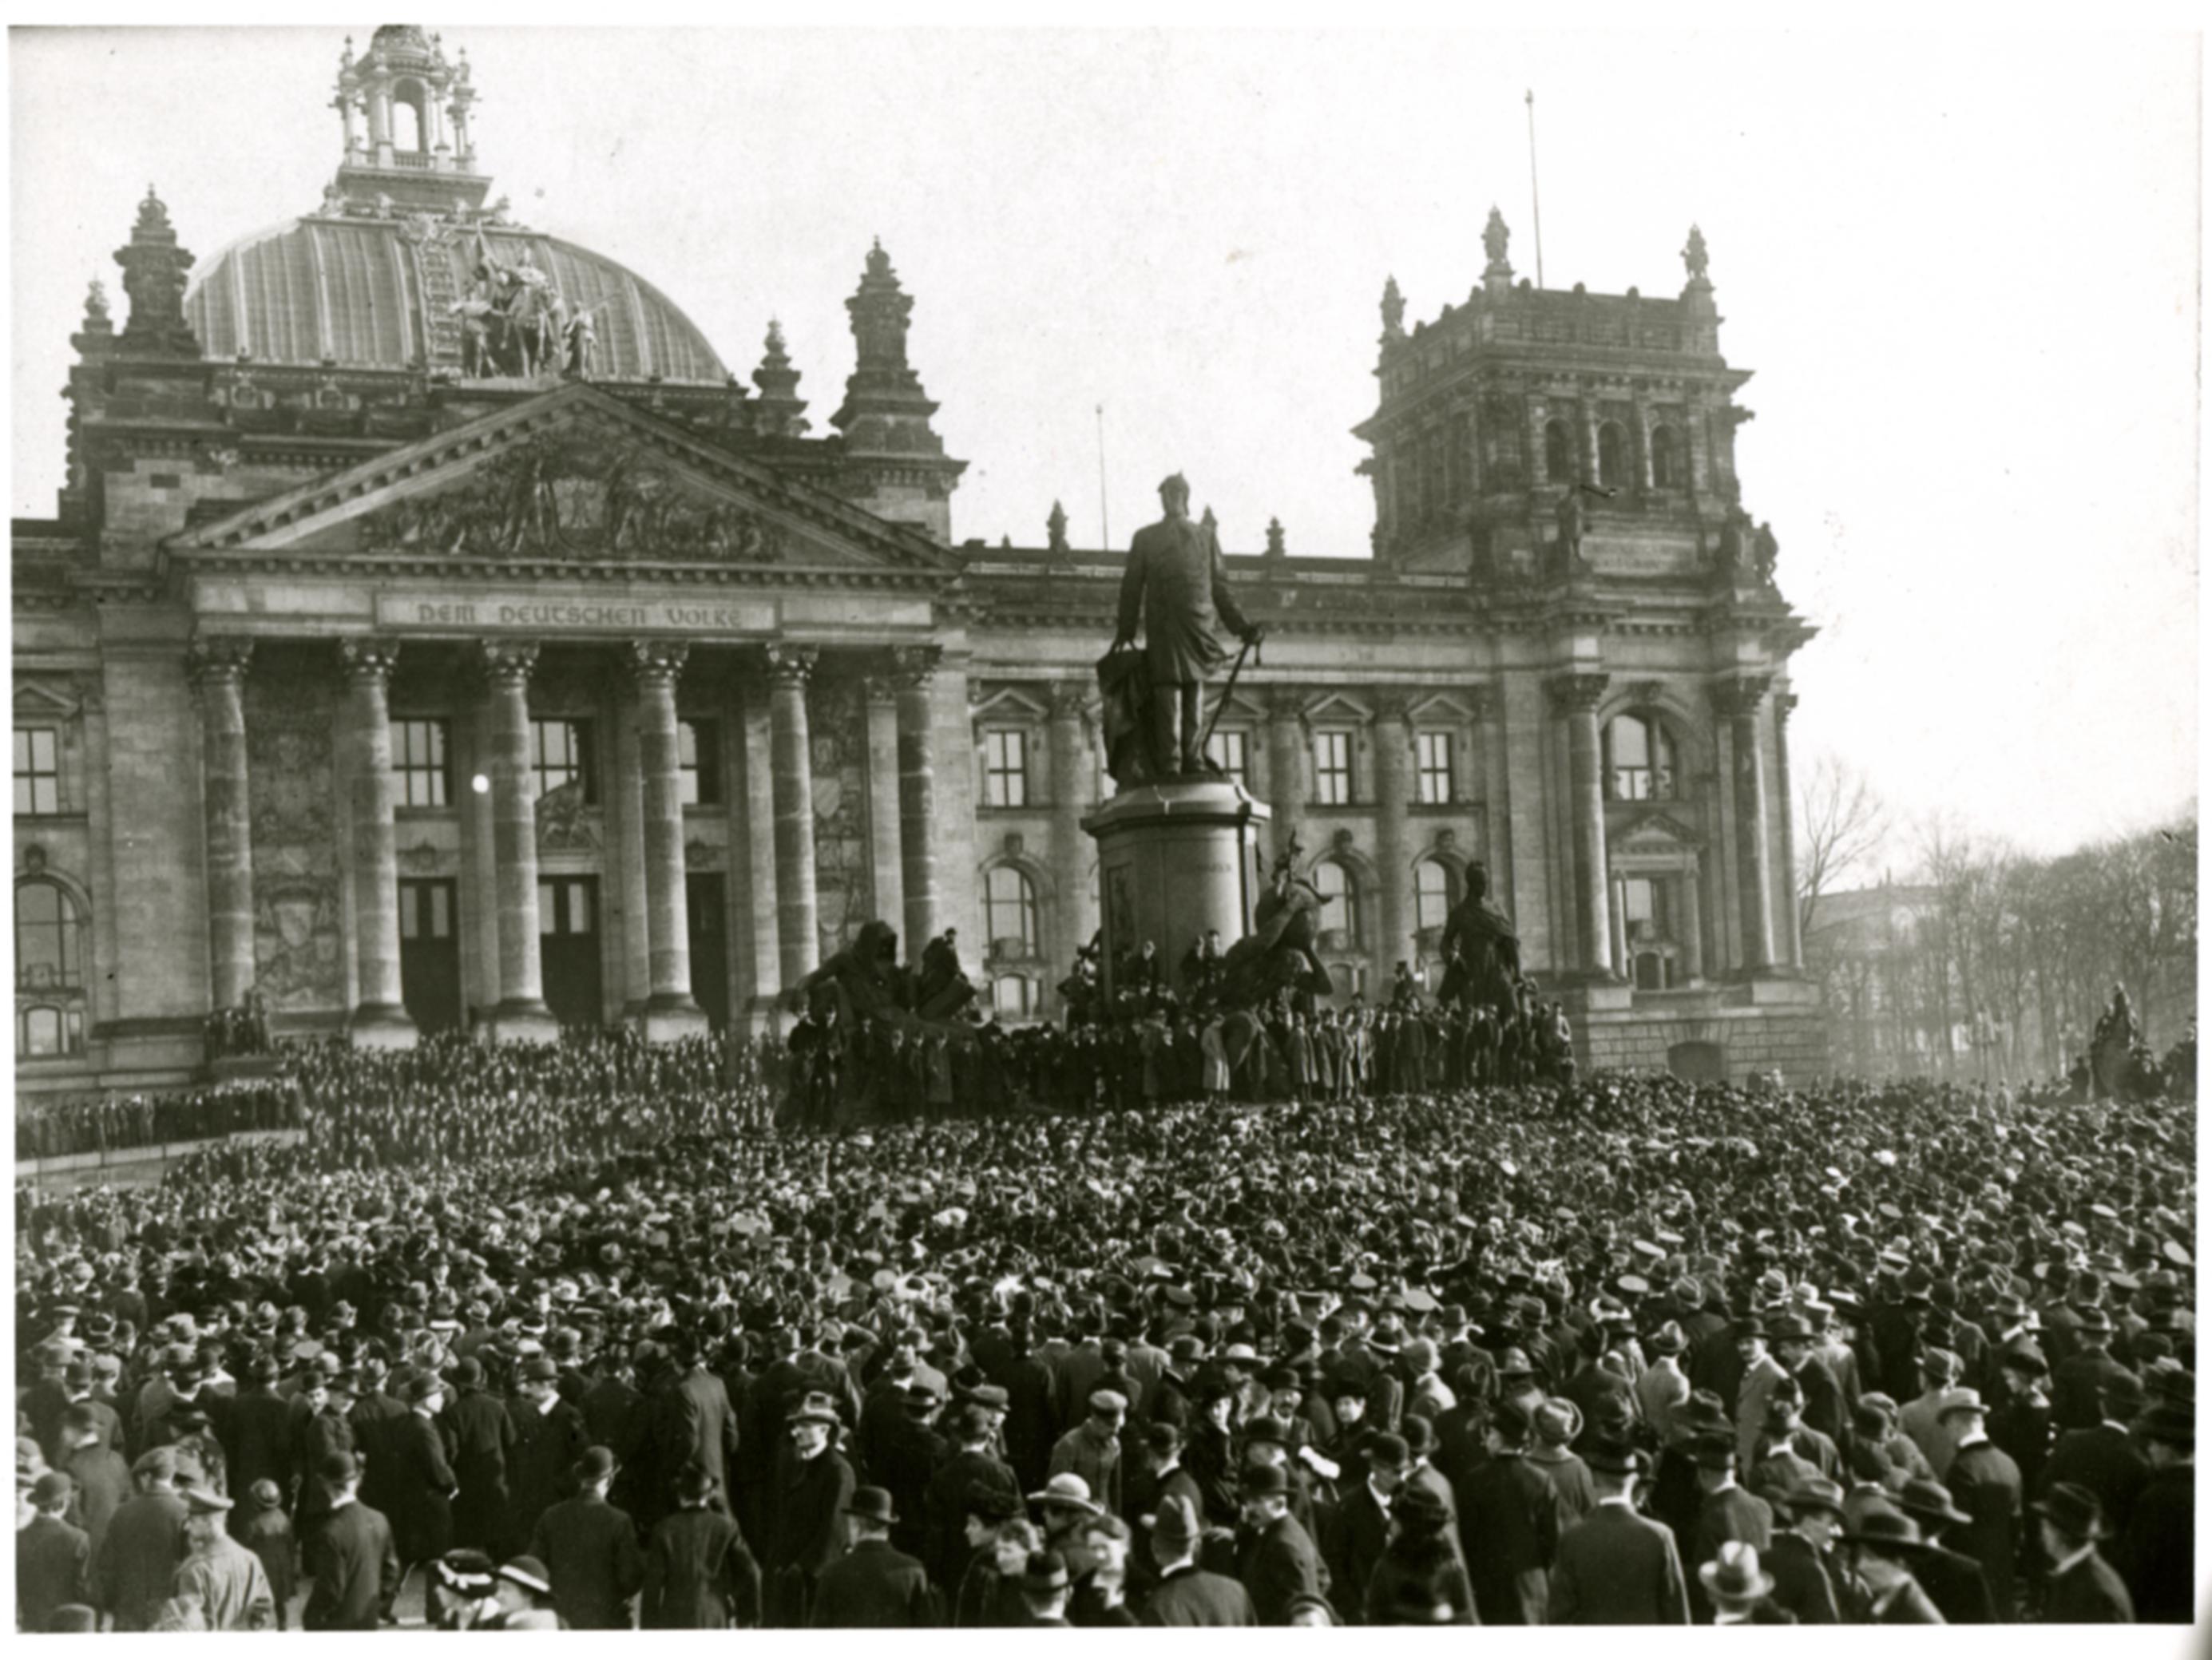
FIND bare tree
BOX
[1795,751,1891,942]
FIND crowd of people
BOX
[15,1081,303,1164]
[13,1013,2197,1630]
[784,927,1582,1127]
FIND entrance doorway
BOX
[539,876,603,1031]
[1667,1040,1726,1081]
[687,873,730,1030]
[398,879,462,1032]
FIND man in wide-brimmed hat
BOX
[2121,1398,2193,1622]
[1687,1431,1772,1622]
[1699,1539,1784,1624]
[1763,1474,1854,1624]
[767,1392,854,1626]
[810,1485,931,1627]
[1893,1476,1995,1623]
[1838,1503,1943,1623]
[1548,1440,1689,1625]
[2034,1481,2133,1622]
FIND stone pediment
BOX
[1612,809,1702,850]
[166,382,957,576]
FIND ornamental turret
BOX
[829,240,966,541]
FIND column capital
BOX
[764,643,820,688]
[1708,673,1772,718]
[1546,671,1610,715]
[186,636,254,689]
[1045,680,1089,722]
[1261,685,1309,727]
[1371,691,1415,727]
[1465,683,1496,720]
[478,639,541,687]
[861,672,901,707]
[626,639,690,686]
[337,636,402,686]
[1774,689,1799,724]
[887,643,941,691]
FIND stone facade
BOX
[13,29,1822,1096]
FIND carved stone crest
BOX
[359,428,788,565]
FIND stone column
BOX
[1048,682,1097,969]
[1265,687,1306,859]
[1372,696,1415,976]
[862,673,906,939]
[890,645,942,959]
[1714,674,1777,972]
[1774,691,1804,969]
[337,638,414,1048]
[1680,859,1706,983]
[1548,672,1615,978]
[1578,390,1601,481]
[188,638,258,1016]
[1526,395,1549,485]
[479,640,557,1040]
[765,644,821,988]
[1611,871,1631,980]
[1632,390,1655,490]
[630,640,707,1040]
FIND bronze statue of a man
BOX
[1112,473,1259,777]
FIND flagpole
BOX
[1525,89,1545,291]
[1096,403,1111,552]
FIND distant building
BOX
[13,26,1823,1097]
[1802,882,1948,1077]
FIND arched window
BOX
[1597,422,1627,489]
[1651,425,1682,488]
[1544,421,1573,484]
[985,866,1039,957]
[1414,859,1457,933]
[1313,859,1361,943]
[390,85,426,153]
[991,974,1037,1020]
[1604,714,1678,802]
[15,878,82,992]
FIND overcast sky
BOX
[11,26,2198,867]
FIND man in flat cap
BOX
[160,1488,276,1631]
[1110,472,1260,781]
[92,1447,189,1631]
[1049,1388,1127,1517]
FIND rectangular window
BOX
[531,719,595,803]
[1205,729,1249,786]
[1313,730,1354,806]
[984,728,1029,808]
[13,727,61,816]
[1623,876,1671,933]
[1415,731,1453,804]
[679,719,721,806]
[391,719,450,808]
[18,1004,83,1058]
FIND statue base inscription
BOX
[1083,778,1270,1000]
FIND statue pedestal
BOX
[1083,778,1270,1000]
